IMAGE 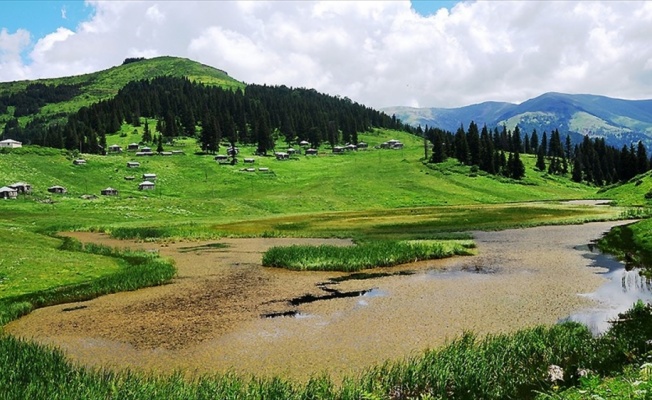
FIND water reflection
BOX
[566,244,652,334]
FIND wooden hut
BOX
[108,144,122,153]
[0,186,18,199]
[73,159,86,165]
[299,140,310,147]
[127,161,140,168]
[9,182,31,194]
[357,142,368,149]
[244,158,255,164]
[47,185,67,194]
[127,143,139,150]
[275,152,289,160]
[214,155,229,164]
[138,181,155,191]
[100,187,118,196]
[305,148,318,155]
[142,173,157,181]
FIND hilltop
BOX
[0,56,244,126]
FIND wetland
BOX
[4,220,640,381]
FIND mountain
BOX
[384,93,652,149]
[0,56,245,125]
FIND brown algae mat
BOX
[5,221,632,381]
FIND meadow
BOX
[2,127,652,399]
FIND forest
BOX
[424,121,651,185]
[1,77,409,155]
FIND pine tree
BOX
[536,146,546,171]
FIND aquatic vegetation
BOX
[262,239,475,272]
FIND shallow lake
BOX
[4,220,640,381]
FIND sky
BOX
[1,1,651,109]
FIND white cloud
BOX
[1,1,651,109]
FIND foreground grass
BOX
[262,239,474,272]
[3,303,652,399]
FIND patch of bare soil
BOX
[5,221,632,381]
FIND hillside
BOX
[0,128,605,232]
[384,92,652,150]
[0,56,244,126]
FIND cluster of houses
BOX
[108,144,183,157]
[0,182,32,199]
[2,138,405,199]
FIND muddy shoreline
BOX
[5,221,633,381]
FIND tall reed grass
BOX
[4,308,651,400]
[262,239,474,272]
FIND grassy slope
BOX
[0,56,244,126]
[0,128,609,232]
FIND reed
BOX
[262,239,475,272]
[5,312,650,399]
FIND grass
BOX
[4,303,652,399]
[0,229,176,325]
[262,239,475,272]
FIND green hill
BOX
[0,56,244,126]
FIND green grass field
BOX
[1,125,652,399]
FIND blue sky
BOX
[1,1,651,109]
[1,1,93,39]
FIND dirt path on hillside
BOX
[5,221,632,381]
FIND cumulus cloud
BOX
[0,1,651,109]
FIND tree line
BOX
[1,76,410,154]
[424,122,650,185]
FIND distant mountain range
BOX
[383,93,652,149]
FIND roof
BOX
[9,182,29,187]
[0,186,17,193]
[102,187,117,191]
[139,181,155,185]
[0,139,21,144]
[48,185,66,189]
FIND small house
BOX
[127,143,139,150]
[124,176,135,180]
[299,140,310,147]
[138,181,155,191]
[141,147,152,153]
[345,144,357,151]
[47,185,67,194]
[73,159,86,165]
[0,139,22,148]
[305,148,318,155]
[333,146,345,153]
[127,161,140,168]
[227,147,239,156]
[244,158,255,164]
[214,154,229,164]
[135,151,153,157]
[9,182,31,194]
[0,186,18,199]
[392,142,404,149]
[287,148,297,155]
[159,151,172,156]
[142,173,157,181]
[108,144,122,153]
[245,168,256,172]
[172,150,184,155]
[357,142,368,149]
[258,167,270,172]
[275,152,289,160]
[100,187,118,196]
